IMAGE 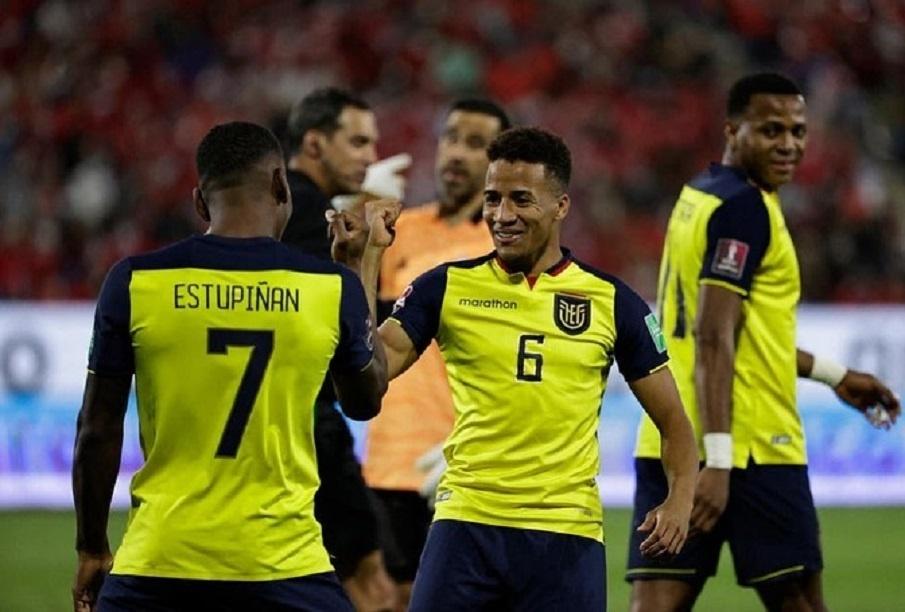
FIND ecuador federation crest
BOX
[553,293,591,335]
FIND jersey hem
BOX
[432,511,604,543]
[109,562,335,582]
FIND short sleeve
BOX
[331,268,375,373]
[699,189,770,295]
[388,265,448,355]
[88,259,134,376]
[613,282,669,382]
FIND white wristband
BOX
[703,433,733,469]
[809,356,847,388]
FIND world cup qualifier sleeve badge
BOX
[553,293,591,335]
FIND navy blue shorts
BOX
[97,571,353,611]
[410,519,606,611]
[626,458,823,587]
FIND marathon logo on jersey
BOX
[553,293,591,335]
[711,238,750,280]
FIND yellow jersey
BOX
[389,250,668,542]
[88,234,374,580]
[635,163,805,468]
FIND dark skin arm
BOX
[327,200,401,419]
[630,367,699,557]
[797,350,900,429]
[690,284,743,534]
[72,372,131,611]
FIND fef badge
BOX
[553,293,591,335]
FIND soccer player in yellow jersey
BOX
[628,73,901,612]
[71,122,395,611]
[334,127,699,610]
[364,98,509,608]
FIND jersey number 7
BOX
[207,328,274,458]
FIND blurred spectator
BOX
[1,0,903,301]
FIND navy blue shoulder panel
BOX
[88,258,134,376]
[389,262,452,355]
[688,163,759,202]
[570,257,668,382]
[446,251,496,270]
[129,235,347,276]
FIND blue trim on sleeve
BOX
[88,258,134,376]
[571,257,668,382]
[331,266,375,373]
[390,264,451,355]
[699,188,770,294]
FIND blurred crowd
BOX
[1,0,903,301]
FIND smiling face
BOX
[725,93,807,191]
[482,160,570,275]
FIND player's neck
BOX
[207,200,280,239]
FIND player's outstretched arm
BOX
[72,372,131,611]
[797,349,901,430]
[329,200,402,419]
[630,367,698,558]
[378,319,420,380]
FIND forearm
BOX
[694,333,735,434]
[796,348,814,378]
[73,421,123,554]
[660,412,698,504]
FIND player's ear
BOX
[302,130,324,159]
[193,187,211,223]
[272,167,290,206]
[724,119,739,147]
[555,192,570,221]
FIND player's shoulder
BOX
[568,254,632,293]
[688,163,764,208]
[411,251,495,287]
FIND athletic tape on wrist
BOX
[703,432,733,469]
[809,356,847,388]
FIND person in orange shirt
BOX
[363,99,510,609]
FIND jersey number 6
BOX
[517,334,545,382]
[207,328,274,458]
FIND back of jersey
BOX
[88,234,373,581]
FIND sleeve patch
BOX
[644,312,667,354]
[710,238,750,280]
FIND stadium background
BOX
[1,1,903,610]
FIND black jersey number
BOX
[516,334,545,382]
[207,328,274,458]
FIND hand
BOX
[341,549,397,612]
[72,551,113,612]
[327,208,367,266]
[363,199,402,249]
[834,370,900,430]
[361,153,412,200]
[415,443,447,509]
[689,467,730,536]
[637,494,692,558]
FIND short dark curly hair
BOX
[196,121,283,192]
[727,73,802,118]
[487,127,571,191]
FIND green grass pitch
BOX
[1,508,902,611]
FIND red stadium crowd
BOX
[1,0,903,301]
